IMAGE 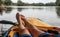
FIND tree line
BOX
[0,0,60,6]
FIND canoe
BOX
[3,17,60,37]
[27,18,60,32]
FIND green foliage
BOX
[0,0,57,6]
[4,0,12,5]
[31,3,44,6]
[56,0,60,6]
[45,2,56,6]
[0,0,3,5]
[17,0,24,6]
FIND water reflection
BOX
[56,7,60,17]
[0,11,3,15]
[0,7,12,15]
[17,8,22,12]
[5,7,12,14]
[0,6,60,28]
[0,9,4,15]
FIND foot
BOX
[16,13,31,35]
[16,13,25,29]
[20,14,45,37]
[16,13,21,24]
[20,14,37,29]
[16,13,28,26]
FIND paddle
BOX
[0,20,60,32]
[0,20,16,25]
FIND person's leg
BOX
[16,13,32,37]
[20,14,50,37]
[13,32,19,37]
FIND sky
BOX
[11,0,56,3]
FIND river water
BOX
[0,6,60,35]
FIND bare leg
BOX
[16,13,31,35]
[20,14,45,37]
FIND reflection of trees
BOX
[0,10,3,15]
[56,7,60,17]
[0,7,12,15]
[17,8,22,12]
[5,7,12,13]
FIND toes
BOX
[21,14,25,17]
[16,13,26,23]
[16,13,19,15]
[16,13,21,23]
[16,13,19,18]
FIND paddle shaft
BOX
[0,20,60,32]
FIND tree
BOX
[31,3,44,6]
[56,0,60,6]
[17,0,24,6]
[45,2,56,6]
[4,0,12,5]
[0,0,3,5]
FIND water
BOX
[0,6,60,35]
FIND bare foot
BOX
[20,14,44,37]
[16,13,20,24]
[20,14,39,30]
[16,13,25,29]
[16,13,31,35]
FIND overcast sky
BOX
[11,0,56,3]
